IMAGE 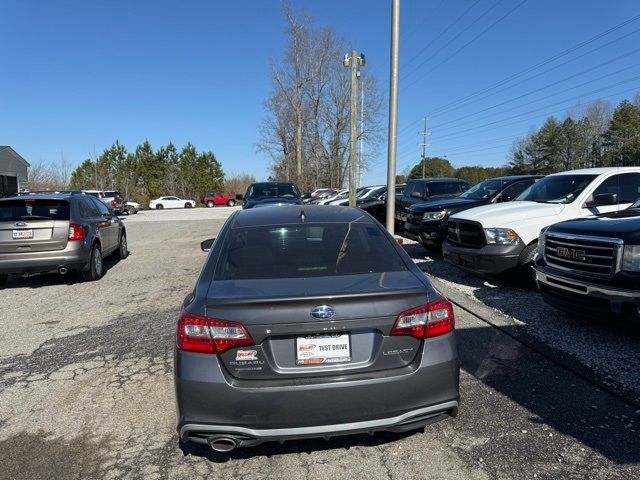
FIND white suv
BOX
[442,167,640,278]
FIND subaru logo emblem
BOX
[14,222,27,227]
[311,305,335,319]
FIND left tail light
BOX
[111,199,117,207]
[390,298,455,339]
[177,310,254,354]
[68,223,85,241]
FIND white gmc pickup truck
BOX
[442,167,640,279]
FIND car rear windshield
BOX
[516,175,597,204]
[247,184,300,200]
[214,222,408,280]
[0,199,70,221]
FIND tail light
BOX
[390,298,455,339]
[68,223,85,241]
[111,199,117,207]
[177,310,254,354]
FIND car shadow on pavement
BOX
[178,429,419,463]
[455,324,640,466]
[0,255,128,289]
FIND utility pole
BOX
[419,116,429,178]
[359,76,365,188]
[385,0,400,234]
[343,51,365,207]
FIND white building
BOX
[0,146,29,195]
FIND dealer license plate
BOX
[296,333,351,365]
[12,229,33,239]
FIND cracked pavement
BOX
[0,208,638,479]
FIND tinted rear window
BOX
[214,222,407,280]
[0,199,70,221]
[247,184,300,200]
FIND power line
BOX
[395,14,640,139]
[402,0,500,81]
[403,0,529,92]
[394,85,640,169]
[403,0,482,72]
[429,55,640,132]
[431,84,640,142]
[426,14,640,115]
[427,26,640,119]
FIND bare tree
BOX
[257,5,382,191]
[583,99,613,167]
[224,173,257,196]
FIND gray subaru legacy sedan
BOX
[175,205,459,452]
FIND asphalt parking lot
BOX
[0,208,638,480]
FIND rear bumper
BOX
[0,241,90,274]
[180,400,458,448]
[534,265,640,318]
[175,333,460,446]
[442,241,522,277]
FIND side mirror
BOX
[410,191,423,199]
[586,193,618,208]
[201,238,215,252]
[236,194,244,201]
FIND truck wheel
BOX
[518,243,538,287]
[226,199,236,207]
[206,201,214,208]
[82,244,103,281]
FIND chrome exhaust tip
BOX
[207,436,237,453]
[58,267,68,275]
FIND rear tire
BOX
[206,201,214,208]
[156,204,164,210]
[0,274,8,287]
[226,199,236,207]
[82,244,103,281]
[115,232,128,260]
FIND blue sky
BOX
[2,0,639,185]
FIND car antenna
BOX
[299,209,306,222]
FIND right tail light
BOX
[390,298,455,339]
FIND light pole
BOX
[343,51,365,207]
[385,0,400,234]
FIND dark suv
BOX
[0,193,128,285]
[395,178,470,224]
[239,182,303,209]
[404,175,543,249]
[534,202,640,320]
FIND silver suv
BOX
[0,193,128,285]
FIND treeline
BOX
[69,141,225,204]
[398,157,509,185]
[509,97,640,174]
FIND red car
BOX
[201,192,237,207]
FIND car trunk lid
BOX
[206,271,431,380]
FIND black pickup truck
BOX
[534,202,640,320]
[404,175,542,249]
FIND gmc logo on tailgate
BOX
[555,247,586,261]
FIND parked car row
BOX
[395,167,640,321]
